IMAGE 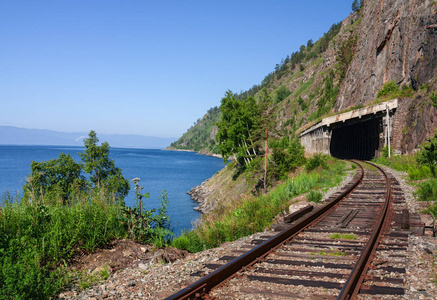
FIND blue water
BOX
[0,145,225,236]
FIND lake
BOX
[0,145,226,235]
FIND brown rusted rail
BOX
[337,161,392,300]
[166,161,364,300]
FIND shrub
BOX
[415,179,437,202]
[431,91,437,108]
[270,137,306,181]
[306,190,323,203]
[416,130,437,177]
[306,153,328,171]
[377,81,399,98]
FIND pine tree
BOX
[257,88,275,193]
[352,0,359,12]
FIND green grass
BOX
[0,189,172,299]
[173,158,348,253]
[373,155,432,180]
[306,190,323,203]
[330,233,357,240]
[415,179,437,202]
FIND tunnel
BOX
[329,117,382,160]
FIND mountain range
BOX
[0,126,176,149]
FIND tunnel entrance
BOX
[330,117,382,160]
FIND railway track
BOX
[167,161,413,299]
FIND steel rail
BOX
[337,161,392,300]
[166,161,364,300]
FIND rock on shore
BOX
[188,178,215,214]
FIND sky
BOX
[0,0,354,139]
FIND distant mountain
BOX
[0,126,176,149]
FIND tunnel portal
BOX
[330,118,382,160]
[298,99,397,161]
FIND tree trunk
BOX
[264,127,267,194]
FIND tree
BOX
[307,39,314,49]
[23,153,85,204]
[256,88,275,193]
[352,0,360,12]
[217,91,258,166]
[79,130,129,201]
[417,131,437,177]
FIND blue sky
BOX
[1,1,353,138]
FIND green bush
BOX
[415,179,437,202]
[416,130,437,177]
[377,81,399,98]
[306,190,323,203]
[306,153,328,171]
[431,91,437,108]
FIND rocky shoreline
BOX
[164,146,223,159]
[187,178,215,214]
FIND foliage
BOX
[121,189,172,246]
[275,85,291,103]
[298,96,308,111]
[256,88,275,192]
[173,158,347,253]
[373,154,432,181]
[377,81,398,98]
[316,22,342,53]
[415,179,437,202]
[336,34,358,79]
[23,153,86,204]
[330,233,357,240]
[416,130,437,177]
[270,137,306,181]
[431,91,437,108]
[79,131,129,201]
[306,190,323,203]
[170,106,221,152]
[352,0,360,12]
[375,81,413,100]
[381,145,393,158]
[315,71,339,119]
[306,153,329,171]
[217,91,259,165]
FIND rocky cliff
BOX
[336,0,437,152]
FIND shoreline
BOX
[165,146,223,159]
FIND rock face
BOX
[337,0,437,108]
[335,0,437,151]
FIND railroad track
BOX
[167,161,414,299]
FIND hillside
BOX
[170,0,437,155]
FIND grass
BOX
[173,158,349,253]
[306,190,323,203]
[330,233,358,240]
[373,154,432,180]
[0,188,172,299]
[313,250,347,257]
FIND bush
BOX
[415,179,437,202]
[416,130,437,177]
[377,81,399,98]
[306,190,323,203]
[306,153,328,171]
[431,91,437,108]
[270,138,306,181]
